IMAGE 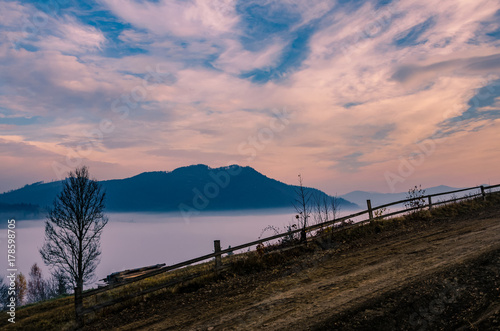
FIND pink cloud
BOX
[1,0,500,196]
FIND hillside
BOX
[88,194,500,330]
[4,192,500,330]
[0,164,358,216]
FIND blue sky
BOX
[1,0,500,194]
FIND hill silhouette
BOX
[340,185,461,207]
[0,165,358,217]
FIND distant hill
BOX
[0,165,358,218]
[340,185,461,208]
[0,202,44,220]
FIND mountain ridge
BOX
[0,164,358,219]
[340,185,463,208]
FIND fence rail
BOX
[79,183,500,317]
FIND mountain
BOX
[0,202,44,220]
[0,165,358,218]
[340,185,460,208]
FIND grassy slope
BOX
[2,192,500,330]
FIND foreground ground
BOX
[81,197,500,331]
[4,196,500,330]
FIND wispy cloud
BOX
[36,16,106,54]
[1,0,500,194]
[102,0,239,38]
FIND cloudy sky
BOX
[0,0,499,195]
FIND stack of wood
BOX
[100,263,166,285]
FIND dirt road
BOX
[89,212,500,330]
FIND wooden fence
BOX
[78,183,500,317]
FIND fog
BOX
[0,207,370,288]
[1,209,302,287]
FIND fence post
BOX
[367,200,373,221]
[480,186,486,201]
[214,240,222,272]
[428,196,433,210]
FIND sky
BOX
[0,0,499,195]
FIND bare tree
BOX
[293,174,312,242]
[27,263,47,304]
[39,166,107,325]
[313,192,340,227]
[14,273,26,306]
[329,195,340,222]
[47,268,70,298]
[312,192,327,225]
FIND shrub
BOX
[405,185,427,218]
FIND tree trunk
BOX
[77,231,84,326]
[75,284,83,327]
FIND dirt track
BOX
[88,211,500,330]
